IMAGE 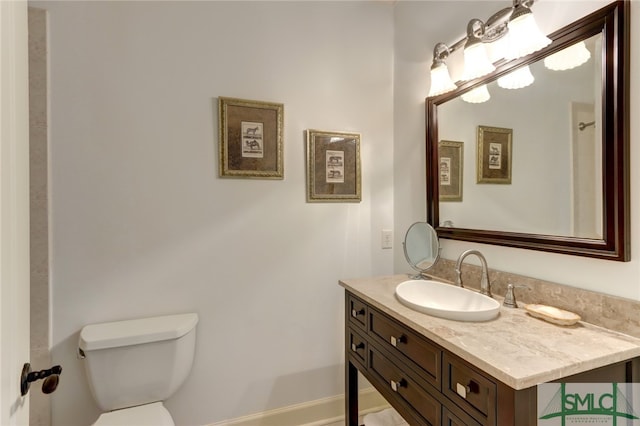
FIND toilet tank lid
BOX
[79,313,198,351]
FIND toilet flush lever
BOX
[20,363,62,396]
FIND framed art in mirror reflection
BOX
[439,140,463,201]
[477,125,512,184]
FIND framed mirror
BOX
[426,1,629,261]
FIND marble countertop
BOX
[340,275,640,390]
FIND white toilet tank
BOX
[79,313,198,412]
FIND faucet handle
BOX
[503,283,526,308]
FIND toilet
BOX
[78,313,199,425]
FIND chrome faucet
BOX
[454,249,492,297]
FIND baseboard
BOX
[209,387,389,426]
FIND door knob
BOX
[20,363,62,396]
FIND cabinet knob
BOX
[390,378,406,392]
[351,342,364,352]
[390,334,406,347]
[351,308,365,318]
[456,380,479,399]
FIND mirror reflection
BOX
[427,1,629,261]
[438,34,602,239]
[403,222,440,278]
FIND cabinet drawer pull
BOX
[390,334,406,347]
[351,308,365,318]
[390,378,406,392]
[456,380,480,398]
[351,342,365,352]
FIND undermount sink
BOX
[395,280,500,322]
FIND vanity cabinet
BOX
[345,292,637,426]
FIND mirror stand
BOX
[402,222,441,279]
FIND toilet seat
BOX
[92,402,174,426]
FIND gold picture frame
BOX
[477,125,512,184]
[306,130,361,202]
[438,140,463,201]
[218,97,284,179]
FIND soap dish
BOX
[524,304,581,326]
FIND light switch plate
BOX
[382,229,393,249]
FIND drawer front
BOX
[347,294,368,331]
[368,346,441,425]
[369,307,440,388]
[442,406,482,426]
[443,353,496,425]
[348,328,367,366]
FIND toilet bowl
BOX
[78,313,198,425]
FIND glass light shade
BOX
[497,65,534,89]
[462,42,496,81]
[505,12,552,60]
[461,85,490,104]
[428,63,457,97]
[544,41,591,71]
[486,34,509,64]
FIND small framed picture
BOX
[306,130,361,202]
[477,125,512,184]
[218,97,284,179]
[438,140,463,201]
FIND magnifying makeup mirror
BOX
[402,222,440,279]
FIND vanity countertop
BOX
[340,275,640,390]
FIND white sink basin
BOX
[395,280,500,322]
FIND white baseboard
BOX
[209,387,389,426]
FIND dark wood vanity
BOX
[344,289,640,426]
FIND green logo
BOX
[539,383,640,425]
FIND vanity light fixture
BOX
[461,84,491,104]
[544,41,591,71]
[497,65,534,89]
[461,19,496,81]
[504,0,551,60]
[427,0,549,98]
[428,43,458,97]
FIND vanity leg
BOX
[346,360,359,426]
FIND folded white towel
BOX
[362,408,409,426]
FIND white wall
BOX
[33,0,640,424]
[33,2,394,425]
[394,0,640,300]
[438,56,596,236]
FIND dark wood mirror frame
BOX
[426,1,630,261]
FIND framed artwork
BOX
[306,129,361,202]
[477,125,512,184]
[438,140,463,201]
[218,97,284,179]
